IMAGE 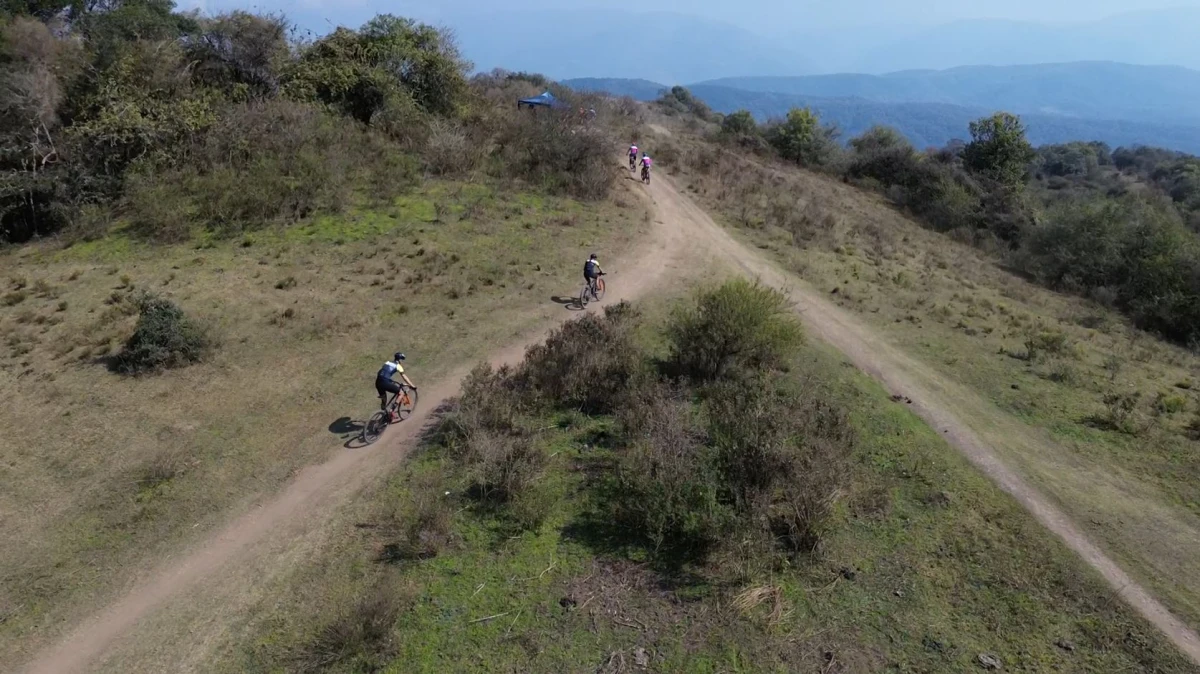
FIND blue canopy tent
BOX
[517,91,565,110]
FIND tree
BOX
[766,107,837,168]
[185,12,289,100]
[720,109,757,137]
[962,112,1035,189]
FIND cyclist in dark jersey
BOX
[376,352,417,421]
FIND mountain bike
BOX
[579,273,606,308]
[629,155,637,171]
[361,386,419,445]
[641,165,651,184]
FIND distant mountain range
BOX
[565,65,1200,154]
[845,8,1200,74]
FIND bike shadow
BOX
[551,295,585,311]
[329,416,370,449]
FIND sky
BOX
[195,0,1200,32]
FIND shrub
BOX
[379,475,455,562]
[111,293,211,374]
[709,376,854,554]
[422,119,480,175]
[518,301,644,413]
[666,280,803,381]
[1153,392,1187,416]
[294,586,408,673]
[495,112,614,199]
[610,382,727,564]
[1099,391,1142,434]
[1024,327,1071,361]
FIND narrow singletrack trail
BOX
[643,172,1200,666]
[21,168,1200,671]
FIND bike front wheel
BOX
[594,277,606,301]
[397,388,418,421]
[362,411,389,445]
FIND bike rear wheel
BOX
[396,388,418,420]
[580,282,592,307]
[362,411,388,445]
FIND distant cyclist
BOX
[583,253,605,300]
[628,144,639,170]
[640,154,652,182]
[375,352,417,422]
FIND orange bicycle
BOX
[580,272,606,307]
[362,386,418,445]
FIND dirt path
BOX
[18,178,694,674]
[643,172,1200,665]
[21,169,1200,671]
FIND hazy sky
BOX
[199,0,1200,31]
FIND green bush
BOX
[666,279,803,381]
[708,376,854,554]
[111,293,212,374]
[610,382,727,564]
[518,301,644,413]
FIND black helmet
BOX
[393,352,406,362]
[589,253,598,259]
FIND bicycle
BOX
[361,386,419,445]
[641,165,651,184]
[629,155,637,171]
[579,272,606,308]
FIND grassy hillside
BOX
[213,286,1195,673]
[641,115,1200,631]
[0,177,646,665]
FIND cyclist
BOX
[583,253,605,300]
[640,154,652,181]
[628,143,639,170]
[376,352,417,422]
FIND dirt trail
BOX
[21,168,1200,671]
[18,179,692,674]
[643,172,1200,665]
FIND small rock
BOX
[893,589,905,598]
[831,287,840,295]
[922,636,944,652]
[1011,383,1020,390]
[978,653,1002,670]
[890,394,904,403]
[633,646,649,668]
[840,567,857,581]
[1055,639,1075,652]
[559,596,577,609]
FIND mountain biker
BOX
[376,352,417,422]
[640,155,652,181]
[583,253,605,298]
[628,144,639,168]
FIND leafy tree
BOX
[766,107,838,168]
[963,112,1035,188]
[185,11,289,100]
[720,109,757,137]
[656,85,713,121]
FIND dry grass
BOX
[0,178,644,666]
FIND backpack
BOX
[584,259,597,275]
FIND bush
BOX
[294,586,408,673]
[709,376,854,554]
[518,301,643,413]
[379,475,454,562]
[495,112,614,199]
[422,119,481,175]
[667,279,803,381]
[111,293,211,374]
[610,382,727,564]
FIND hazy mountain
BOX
[442,9,808,83]
[849,7,1200,73]
[566,78,1200,154]
[700,62,1200,127]
[565,78,669,100]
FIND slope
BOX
[18,162,1200,672]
